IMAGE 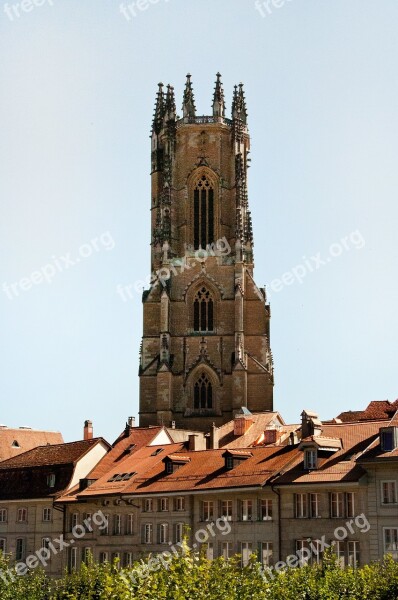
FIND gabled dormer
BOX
[380,426,398,452]
[222,449,252,471]
[163,454,191,475]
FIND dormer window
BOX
[222,450,252,471]
[47,474,56,488]
[164,454,191,474]
[380,427,398,452]
[11,440,20,448]
[304,448,317,470]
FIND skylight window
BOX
[151,448,164,456]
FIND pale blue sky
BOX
[1,0,397,443]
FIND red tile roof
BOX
[0,438,102,469]
[0,428,63,462]
[337,400,398,422]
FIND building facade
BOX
[139,74,274,431]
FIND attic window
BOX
[380,427,398,452]
[222,450,252,471]
[11,440,20,448]
[151,448,164,456]
[47,474,56,488]
[304,448,317,470]
[164,455,191,474]
[107,472,136,483]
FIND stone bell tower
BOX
[139,73,274,431]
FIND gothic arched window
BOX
[193,287,214,332]
[194,175,214,250]
[194,373,213,409]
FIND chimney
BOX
[127,416,135,428]
[234,416,253,436]
[188,434,198,451]
[84,420,93,441]
[263,429,278,445]
[301,410,322,439]
[210,423,219,450]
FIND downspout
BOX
[271,484,281,562]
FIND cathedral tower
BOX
[139,74,274,431]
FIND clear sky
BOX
[1,0,397,444]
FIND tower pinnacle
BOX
[182,73,196,119]
[212,72,225,118]
[152,82,165,133]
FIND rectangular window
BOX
[241,542,253,567]
[296,539,311,565]
[71,512,79,531]
[348,541,360,568]
[42,508,52,522]
[260,499,272,521]
[205,542,213,560]
[159,498,169,512]
[221,500,233,521]
[384,528,398,559]
[330,492,344,518]
[382,481,397,505]
[83,512,92,532]
[335,540,346,567]
[0,509,7,523]
[15,538,25,561]
[0,538,6,554]
[221,541,233,560]
[241,499,253,521]
[143,498,153,512]
[47,474,56,488]
[111,552,120,567]
[69,547,77,571]
[113,514,122,536]
[174,497,185,511]
[124,552,133,568]
[174,522,184,544]
[142,523,153,544]
[304,449,317,470]
[295,494,308,518]
[202,501,214,522]
[42,537,51,550]
[259,542,273,567]
[346,492,355,518]
[126,513,134,535]
[82,547,91,564]
[158,523,169,544]
[100,514,109,536]
[309,493,320,518]
[17,508,27,523]
[99,552,108,563]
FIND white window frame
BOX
[69,546,77,571]
[71,512,79,530]
[309,493,320,518]
[174,496,185,511]
[260,498,272,521]
[221,500,233,521]
[381,481,397,505]
[15,538,25,561]
[345,492,355,518]
[42,508,52,522]
[17,508,27,523]
[0,509,7,523]
[99,551,109,563]
[113,514,122,536]
[158,523,169,544]
[241,499,253,521]
[348,540,360,568]
[202,500,214,522]
[175,522,184,544]
[241,541,253,567]
[384,527,398,559]
[295,493,308,518]
[304,448,317,470]
[220,541,233,560]
[124,552,133,567]
[47,474,56,488]
[0,538,6,554]
[159,497,169,512]
[143,498,153,512]
[334,540,346,567]
[126,513,134,535]
[330,492,344,518]
[82,547,91,564]
[260,541,273,566]
[142,523,153,544]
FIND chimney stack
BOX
[210,423,219,450]
[127,416,135,428]
[84,420,93,441]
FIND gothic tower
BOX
[139,74,274,431]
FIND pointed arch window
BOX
[194,373,213,409]
[193,287,214,332]
[194,175,214,250]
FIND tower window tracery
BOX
[194,373,213,409]
[194,175,214,249]
[193,287,214,332]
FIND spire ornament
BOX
[182,73,196,119]
[212,72,225,118]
